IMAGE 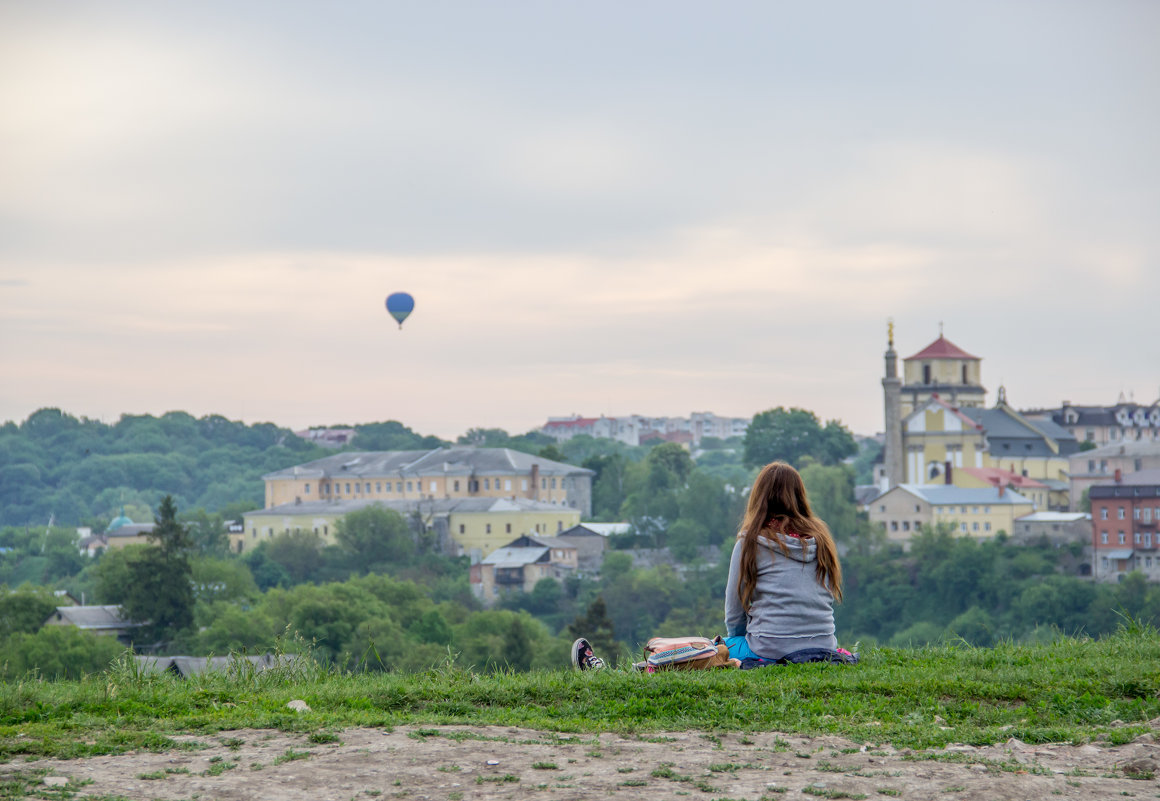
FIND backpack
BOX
[639,636,740,671]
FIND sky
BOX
[2,1,1158,440]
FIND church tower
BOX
[881,320,904,490]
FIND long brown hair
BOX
[736,461,843,611]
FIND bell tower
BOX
[881,320,905,490]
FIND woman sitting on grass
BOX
[572,461,848,670]
[721,460,845,663]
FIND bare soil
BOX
[6,724,1158,800]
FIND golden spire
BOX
[887,318,894,347]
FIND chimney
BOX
[1114,468,1122,483]
[998,483,1005,498]
[944,461,953,485]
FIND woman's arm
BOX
[724,539,746,637]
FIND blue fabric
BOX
[722,635,761,661]
[738,647,859,670]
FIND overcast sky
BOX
[2,1,1157,440]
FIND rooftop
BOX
[244,497,571,518]
[905,335,979,361]
[263,447,594,481]
[897,484,1033,506]
[1016,512,1091,523]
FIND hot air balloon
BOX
[385,292,415,329]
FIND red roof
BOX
[959,467,1047,489]
[905,335,978,361]
[542,417,598,429]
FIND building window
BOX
[505,523,511,533]
[973,522,979,531]
[505,479,512,491]
[984,506,991,513]
[459,524,465,534]
[1118,532,1126,544]
[960,506,967,513]
[890,521,898,531]
[972,506,979,513]
[304,483,311,494]
[1118,507,1126,519]
[521,479,528,491]
[486,524,491,533]
[557,521,563,532]
[345,483,351,494]
[406,481,413,492]
[1101,508,1108,520]
[551,478,557,489]
[902,521,909,532]
[323,525,328,536]
[365,483,371,493]
[454,480,460,492]
[960,523,967,532]
[984,522,991,532]
[880,505,886,513]
[923,363,931,384]
[541,478,547,489]
[1135,508,1142,520]
[1135,532,1142,544]
[914,505,920,513]
[429,481,436,492]
[1101,531,1108,544]
[1144,508,1153,522]
[376,482,381,492]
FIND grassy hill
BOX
[2,627,1157,762]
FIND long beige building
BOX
[262,446,594,516]
[237,497,580,561]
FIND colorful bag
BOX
[639,636,740,671]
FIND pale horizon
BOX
[3,2,1157,442]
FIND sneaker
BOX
[571,637,605,671]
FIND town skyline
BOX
[2,2,1157,440]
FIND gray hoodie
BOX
[724,534,837,658]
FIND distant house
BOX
[1090,469,1160,583]
[42,605,142,644]
[134,653,298,677]
[557,523,631,570]
[868,484,1034,546]
[1012,511,1092,548]
[469,536,578,603]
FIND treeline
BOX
[839,525,1160,647]
[0,408,450,528]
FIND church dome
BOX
[107,507,133,532]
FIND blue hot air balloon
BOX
[385,292,415,329]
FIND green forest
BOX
[2,405,1157,680]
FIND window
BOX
[454,480,460,492]
[486,524,491,533]
[973,522,979,531]
[1101,531,1108,544]
[1144,508,1153,522]
[458,524,465,534]
[551,478,557,489]
[923,363,931,383]
[505,479,512,491]
[305,483,311,494]
[484,479,490,490]
[879,505,886,513]
[902,521,910,532]
[345,483,351,494]
[962,364,968,384]
[984,522,991,532]
[961,523,968,532]
[505,523,511,533]
[365,483,371,493]
[557,521,563,532]
[521,479,528,491]
[972,506,979,513]
[541,478,547,489]
[890,521,898,531]
[1089,460,1096,471]
[1118,507,1126,519]
[406,481,412,491]
[429,481,436,492]
[1118,532,1126,544]
[1101,508,1108,520]
[960,506,967,513]
[323,525,328,536]
[376,482,381,492]
[915,504,920,513]
[1135,532,1142,544]
[984,506,991,513]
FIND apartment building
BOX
[1090,469,1160,582]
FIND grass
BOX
[0,628,1157,761]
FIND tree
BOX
[2,626,125,679]
[799,463,859,539]
[743,407,857,468]
[335,506,415,569]
[121,495,194,645]
[537,444,566,463]
[0,585,59,637]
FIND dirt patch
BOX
[5,725,1157,800]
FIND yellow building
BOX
[868,484,1035,546]
[235,497,580,561]
[262,447,593,516]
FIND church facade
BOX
[879,326,1078,511]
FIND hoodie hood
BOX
[754,533,817,563]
